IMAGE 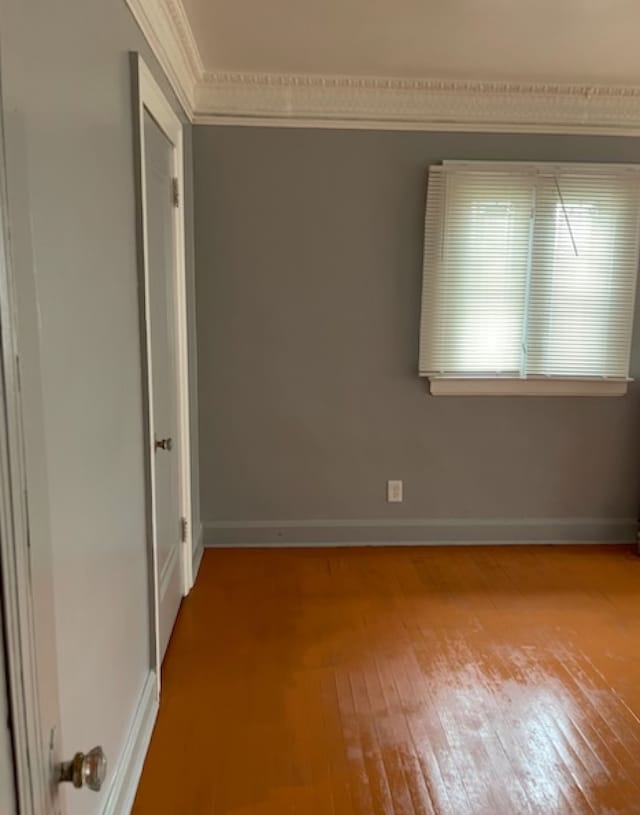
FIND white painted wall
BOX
[0,603,17,815]
[0,1,197,813]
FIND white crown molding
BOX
[124,1,640,134]
[125,0,204,118]
[193,71,640,134]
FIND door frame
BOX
[132,53,194,685]
[0,85,49,815]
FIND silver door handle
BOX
[155,437,173,451]
[57,746,107,791]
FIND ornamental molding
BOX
[125,0,204,116]
[194,71,640,133]
[125,1,640,134]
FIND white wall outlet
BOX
[387,480,403,503]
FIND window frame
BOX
[421,161,640,397]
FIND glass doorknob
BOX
[57,746,107,791]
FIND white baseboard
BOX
[203,517,638,547]
[192,522,204,582]
[100,671,159,815]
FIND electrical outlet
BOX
[387,480,403,503]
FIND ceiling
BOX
[182,0,640,85]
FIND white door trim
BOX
[0,100,49,815]
[132,53,194,688]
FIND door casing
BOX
[132,53,194,687]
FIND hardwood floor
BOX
[133,545,640,814]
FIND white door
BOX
[0,604,17,815]
[143,109,183,662]
[0,87,64,813]
[0,41,190,815]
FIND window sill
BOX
[427,376,630,397]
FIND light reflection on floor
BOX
[134,545,640,815]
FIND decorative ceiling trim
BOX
[194,71,640,134]
[125,1,640,134]
[125,0,204,118]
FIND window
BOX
[419,162,640,396]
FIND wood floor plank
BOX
[132,545,640,815]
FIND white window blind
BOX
[419,163,640,382]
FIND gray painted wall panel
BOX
[0,1,197,813]
[194,127,640,540]
[183,126,202,548]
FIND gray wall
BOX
[184,130,202,555]
[194,126,640,545]
[0,2,198,814]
